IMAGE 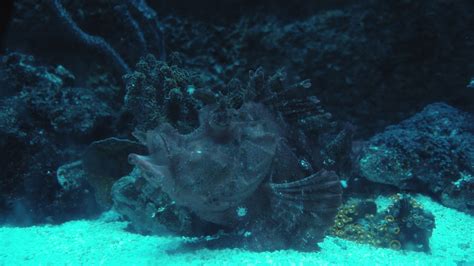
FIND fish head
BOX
[129,103,281,225]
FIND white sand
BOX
[0,195,473,266]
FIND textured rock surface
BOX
[160,0,474,137]
[7,0,474,138]
[0,52,108,223]
[82,138,146,209]
[358,103,474,214]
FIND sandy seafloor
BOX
[0,195,473,266]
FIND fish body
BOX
[129,102,342,249]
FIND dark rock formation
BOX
[161,0,474,138]
[7,1,473,138]
[0,52,110,223]
[358,103,474,214]
[82,138,146,209]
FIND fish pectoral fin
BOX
[269,169,342,214]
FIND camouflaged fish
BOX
[129,99,342,250]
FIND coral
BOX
[389,239,401,250]
[49,0,165,75]
[329,194,435,252]
[49,0,130,74]
[123,55,208,132]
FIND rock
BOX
[56,161,87,192]
[1,52,115,140]
[441,173,474,215]
[82,138,146,209]
[358,103,474,214]
[55,161,100,219]
[0,51,112,224]
[161,0,474,138]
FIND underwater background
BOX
[0,0,473,265]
